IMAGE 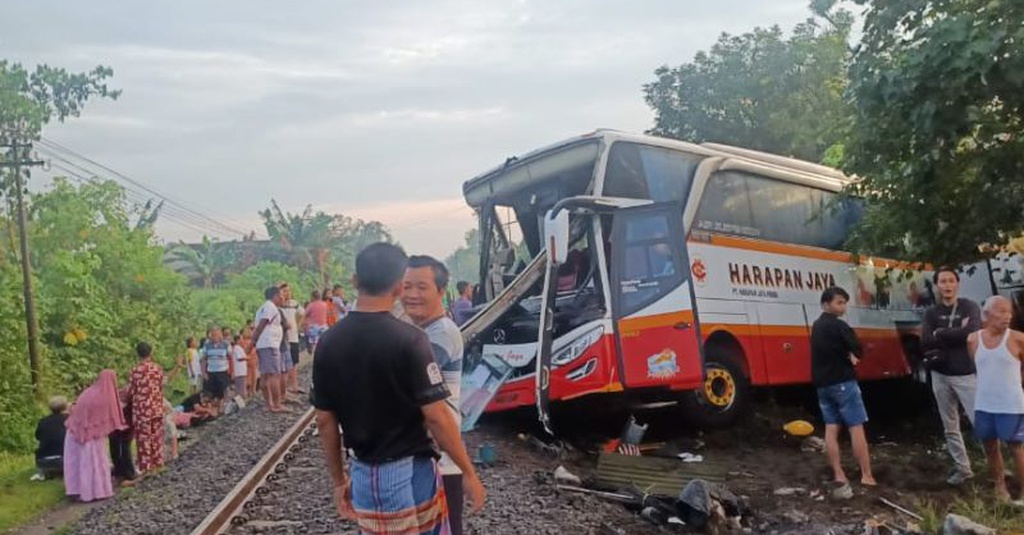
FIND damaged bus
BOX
[457,130,992,431]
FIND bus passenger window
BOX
[604,142,699,203]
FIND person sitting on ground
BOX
[811,286,876,498]
[64,370,127,502]
[966,296,1024,505]
[33,396,69,481]
[179,392,217,424]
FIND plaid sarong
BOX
[351,456,450,535]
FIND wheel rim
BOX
[701,365,736,410]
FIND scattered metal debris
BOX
[877,497,923,522]
[594,452,726,496]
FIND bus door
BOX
[610,204,703,389]
[756,302,812,385]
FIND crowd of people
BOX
[31,279,355,503]
[813,267,1024,505]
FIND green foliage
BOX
[0,178,199,453]
[193,261,317,330]
[444,229,480,289]
[168,235,235,288]
[917,492,1024,533]
[845,0,1024,265]
[0,452,65,532]
[259,199,394,291]
[643,4,853,162]
[0,61,118,138]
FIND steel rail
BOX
[190,407,317,535]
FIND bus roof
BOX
[462,130,855,207]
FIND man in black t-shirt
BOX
[811,286,876,497]
[313,243,485,534]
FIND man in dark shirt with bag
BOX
[811,286,876,499]
[921,267,981,486]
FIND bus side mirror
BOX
[544,209,569,264]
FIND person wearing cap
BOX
[33,396,69,480]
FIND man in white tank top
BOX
[966,296,1024,504]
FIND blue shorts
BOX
[974,411,1024,443]
[817,380,868,427]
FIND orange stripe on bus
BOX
[696,234,932,270]
[620,310,694,331]
[701,323,900,339]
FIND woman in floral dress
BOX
[126,341,166,474]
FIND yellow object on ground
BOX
[783,420,815,437]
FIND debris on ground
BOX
[801,436,827,453]
[877,497,924,521]
[594,452,726,496]
[942,513,996,535]
[772,486,807,496]
[553,465,582,486]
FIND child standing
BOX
[231,334,249,399]
[811,286,876,498]
[185,337,202,395]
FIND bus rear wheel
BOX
[681,351,750,428]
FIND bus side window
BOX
[696,170,863,251]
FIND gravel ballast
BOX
[71,375,313,535]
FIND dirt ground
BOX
[470,383,1024,534]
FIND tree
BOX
[259,200,337,289]
[445,228,480,289]
[844,0,1024,265]
[643,3,853,162]
[259,200,395,291]
[168,235,235,288]
[1,60,119,393]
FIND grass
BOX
[917,492,1024,534]
[0,452,66,533]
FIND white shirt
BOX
[231,345,248,378]
[281,300,300,344]
[255,301,283,349]
[974,329,1024,413]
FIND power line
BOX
[43,160,224,238]
[37,148,233,238]
[37,138,250,237]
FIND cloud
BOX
[5,0,817,263]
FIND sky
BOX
[1,0,816,258]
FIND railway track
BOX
[190,407,353,535]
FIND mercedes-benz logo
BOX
[492,328,507,344]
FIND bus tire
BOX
[681,348,750,428]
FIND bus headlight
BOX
[552,326,604,367]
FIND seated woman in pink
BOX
[63,369,127,502]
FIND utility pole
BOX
[1,132,45,394]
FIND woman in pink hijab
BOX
[64,369,126,502]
